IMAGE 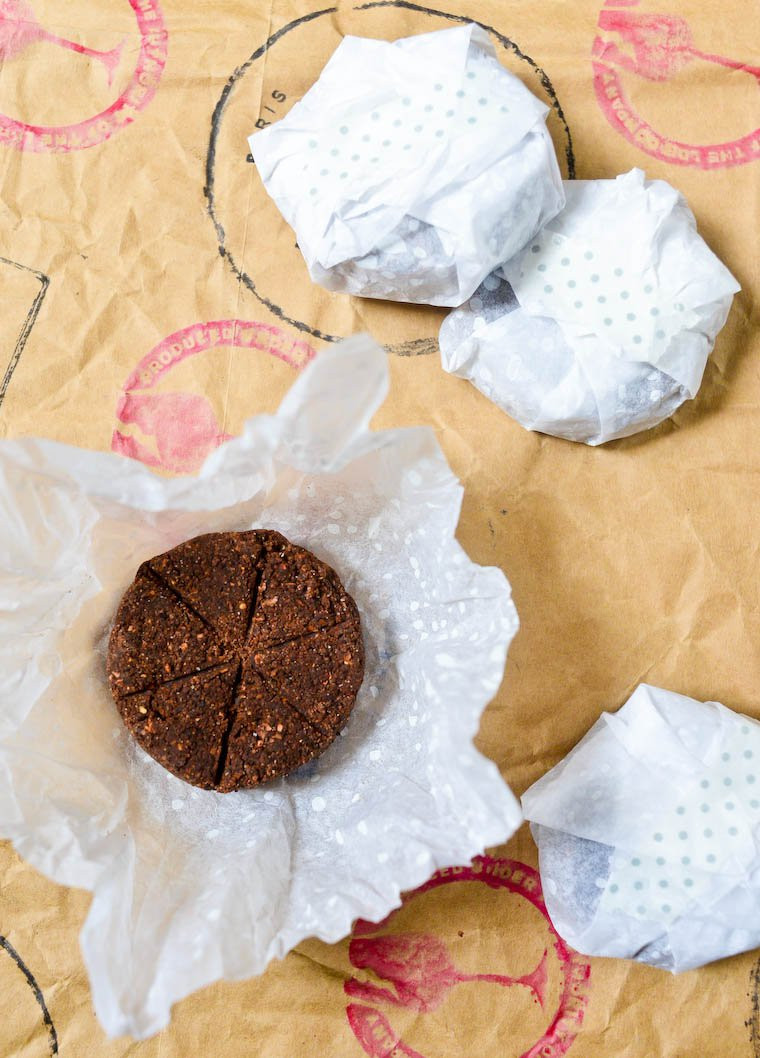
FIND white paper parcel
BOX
[0,335,520,1038]
[439,168,739,444]
[522,684,760,972]
[249,23,564,306]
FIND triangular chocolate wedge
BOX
[120,663,240,790]
[149,531,268,645]
[252,622,364,735]
[217,661,329,793]
[248,534,358,649]
[108,566,230,698]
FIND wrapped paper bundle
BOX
[522,684,760,972]
[0,336,520,1037]
[249,24,564,306]
[439,169,739,443]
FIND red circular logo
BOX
[593,0,760,168]
[0,0,168,152]
[345,857,592,1058]
[112,319,315,474]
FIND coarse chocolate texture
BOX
[107,530,364,792]
[121,663,240,791]
[107,568,229,697]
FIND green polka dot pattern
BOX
[522,684,760,971]
[509,227,681,360]
[442,169,739,446]
[249,23,564,306]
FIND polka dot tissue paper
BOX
[522,684,760,972]
[439,169,739,443]
[249,24,564,306]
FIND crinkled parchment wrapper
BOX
[0,336,520,1038]
[523,684,760,972]
[250,23,564,306]
[440,169,739,444]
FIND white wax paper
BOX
[0,336,520,1037]
[249,24,564,306]
[439,169,739,443]
[522,684,760,972]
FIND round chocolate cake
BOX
[107,530,364,792]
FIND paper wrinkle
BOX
[0,335,520,1038]
[440,169,740,444]
[250,24,564,306]
[522,684,760,972]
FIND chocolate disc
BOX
[107,530,364,792]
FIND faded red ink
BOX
[347,933,548,1012]
[113,391,233,473]
[345,857,592,1058]
[0,0,167,152]
[112,319,315,474]
[0,0,124,84]
[593,1,760,169]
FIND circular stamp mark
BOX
[345,856,592,1058]
[204,1,575,355]
[0,935,58,1056]
[112,318,315,474]
[0,0,167,153]
[593,1,760,169]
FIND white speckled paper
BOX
[0,335,519,1038]
[249,23,564,306]
[522,684,760,972]
[439,169,739,444]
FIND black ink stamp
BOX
[0,256,49,411]
[0,934,58,1056]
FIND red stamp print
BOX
[593,0,760,168]
[0,0,167,152]
[345,857,592,1058]
[112,319,315,474]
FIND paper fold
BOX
[250,24,564,306]
[0,335,520,1037]
[523,684,760,972]
[440,169,739,444]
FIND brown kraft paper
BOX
[0,0,758,1055]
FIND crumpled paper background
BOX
[1,0,759,1056]
[440,169,739,443]
[522,683,760,973]
[250,23,564,306]
[0,336,519,1037]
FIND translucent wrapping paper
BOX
[439,169,739,443]
[249,24,564,306]
[523,684,760,972]
[0,336,520,1037]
